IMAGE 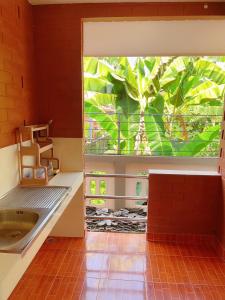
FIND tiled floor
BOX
[9,232,225,299]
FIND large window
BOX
[84,57,224,157]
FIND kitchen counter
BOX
[48,172,83,187]
[0,171,83,300]
[149,169,220,176]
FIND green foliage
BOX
[90,180,96,195]
[84,56,224,157]
[90,199,105,206]
[100,180,106,195]
[89,174,106,206]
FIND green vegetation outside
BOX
[84,57,225,157]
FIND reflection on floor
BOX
[10,232,225,299]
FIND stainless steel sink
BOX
[0,186,70,253]
[0,210,39,248]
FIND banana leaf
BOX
[84,75,113,94]
[144,107,174,156]
[185,82,225,106]
[85,100,118,140]
[160,57,187,88]
[194,59,225,85]
[175,125,220,156]
[84,57,98,74]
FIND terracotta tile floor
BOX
[9,232,225,300]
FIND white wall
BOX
[84,20,225,56]
[52,138,84,172]
[0,138,84,198]
[0,145,20,198]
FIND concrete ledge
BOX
[85,155,218,171]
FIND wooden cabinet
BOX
[18,124,60,186]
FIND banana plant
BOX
[84,56,224,157]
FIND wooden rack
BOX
[18,124,60,186]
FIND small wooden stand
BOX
[18,124,60,186]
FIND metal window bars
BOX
[84,112,222,157]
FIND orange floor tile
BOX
[9,232,225,300]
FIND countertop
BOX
[48,172,83,187]
[0,171,84,300]
[149,169,220,176]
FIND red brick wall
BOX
[0,0,37,148]
[33,2,225,138]
[218,176,225,250]
[33,11,82,137]
[147,173,221,240]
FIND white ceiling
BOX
[28,0,225,5]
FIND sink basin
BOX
[0,186,69,253]
[0,210,39,248]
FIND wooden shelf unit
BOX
[18,124,60,186]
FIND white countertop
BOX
[48,172,83,187]
[149,169,220,176]
[0,171,84,300]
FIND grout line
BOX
[92,276,225,288]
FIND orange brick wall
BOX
[147,173,221,241]
[0,0,37,148]
[33,2,225,138]
[33,10,82,137]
